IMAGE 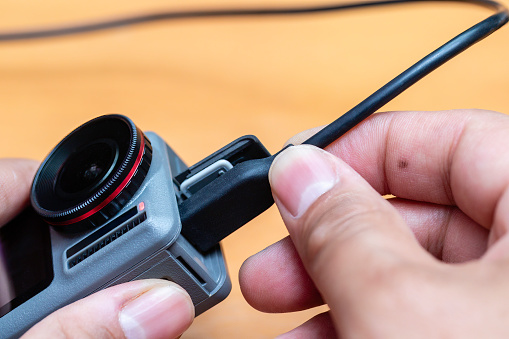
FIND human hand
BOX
[240,109,509,338]
[0,159,194,339]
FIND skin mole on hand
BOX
[398,159,409,169]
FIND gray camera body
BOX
[0,132,231,338]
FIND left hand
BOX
[0,159,195,339]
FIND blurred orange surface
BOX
[1,1,508,337]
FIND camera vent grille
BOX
[68,212,147,269]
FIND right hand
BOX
[241,109,509,338]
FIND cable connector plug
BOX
[175,136,277,252]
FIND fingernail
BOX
[119,284,194,339]
[269,145,339,217]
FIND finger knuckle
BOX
[298,190,423,301]
[300,191,392,262]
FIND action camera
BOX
[0,0,506,336]
[0,115,275,338]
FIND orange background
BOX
[1,1,508,337]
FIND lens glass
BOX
[32,115,142,226]
[56,140,118,198]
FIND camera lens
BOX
[31,115,152,232]
[56,140,118,198]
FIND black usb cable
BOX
[3,0,507,251]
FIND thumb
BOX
[269,145,430,317]
[22,279,194,339]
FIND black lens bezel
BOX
[31,115,150,231]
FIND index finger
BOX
[289,109,509,230]
[0,159,39,226]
